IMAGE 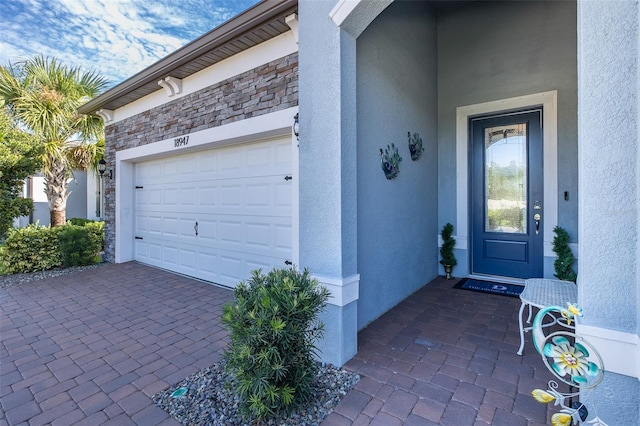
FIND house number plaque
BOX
[174,135,189,148]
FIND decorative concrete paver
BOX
[1,262,232,425]
[1,264,558,425]
[334,276,558,425]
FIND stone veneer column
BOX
[578,0,639,423]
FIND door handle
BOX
[194,221,198,236]
[534,213,541,235]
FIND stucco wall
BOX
[299,0,360,366]
[578,0,639,422]
[356,1,438,328]
[437,0,578,277]
[30,172,88,226]
[101,53,298,262]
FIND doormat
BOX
[453,278,524,298]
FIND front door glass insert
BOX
[484,123,527,233]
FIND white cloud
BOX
[1,0,259,88]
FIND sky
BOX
[0,0,261,89]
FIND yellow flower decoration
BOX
[531,389,556,404]
[551,412,573,426]
[561,303,582,325]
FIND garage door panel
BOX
[246,145,271,167]
[220,150,243,171]
[219,220,243,245]
[163,159,180,177]
[164,188,179,205]
[197,219,218,242]
[136,240,148,259]
[148,216,162,235]
[135,137,293,287]
[274,224,293,251]
[162,217,179,236]
[274,140,292,163]
[198,151,218,173]
[245,222,270,249]
[219,256,245,285]
[219,185,243,207]
[179,218,199,239]
[180,248,197,271]
[275,182,292,208]
[163,247,178,266]
[199,186,218,206]
[180,157,198,175]
[137,162,162,180]
[149,244,162,261]
[180,188,197,205]
[245,183,270,206]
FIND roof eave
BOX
[79,0,297,114]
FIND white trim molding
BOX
[577,324,640,379]
[313,274,360,307]
[456,91,559,266]
[329,0,393,38]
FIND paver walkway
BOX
[1,262,559,425]
[324,277,557,426]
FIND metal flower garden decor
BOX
[380,143,402,180]
[530,303,608,426]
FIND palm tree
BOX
[0,55,108,226]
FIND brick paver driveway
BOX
[1,262,232,425]
[2,262,557,425]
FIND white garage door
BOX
[134,137,293,287]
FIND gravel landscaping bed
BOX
[153,361,360,426]
[0,263,107,289]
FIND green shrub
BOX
[552,226,577,282]
[439,223,457,266]
[0,221,104,273]
[222,267,330,422]
[0,224,63,273]
[67,217,95,226]
[58,225,102,267]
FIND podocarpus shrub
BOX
[0,224,63,273]
[222,267,331,422]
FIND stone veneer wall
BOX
[102,53,298,262]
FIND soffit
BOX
[79,0,297,114]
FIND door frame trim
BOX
[455,91,558,262]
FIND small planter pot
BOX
[443,264,454,280]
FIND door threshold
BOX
[468,274,525,286]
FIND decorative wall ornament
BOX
[530,303,608,426]
[380,143,402,180]
[408,132,424,161]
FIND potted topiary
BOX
[552,226,577,283]
[440,223,457,279]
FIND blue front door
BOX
[470,109,544,279]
